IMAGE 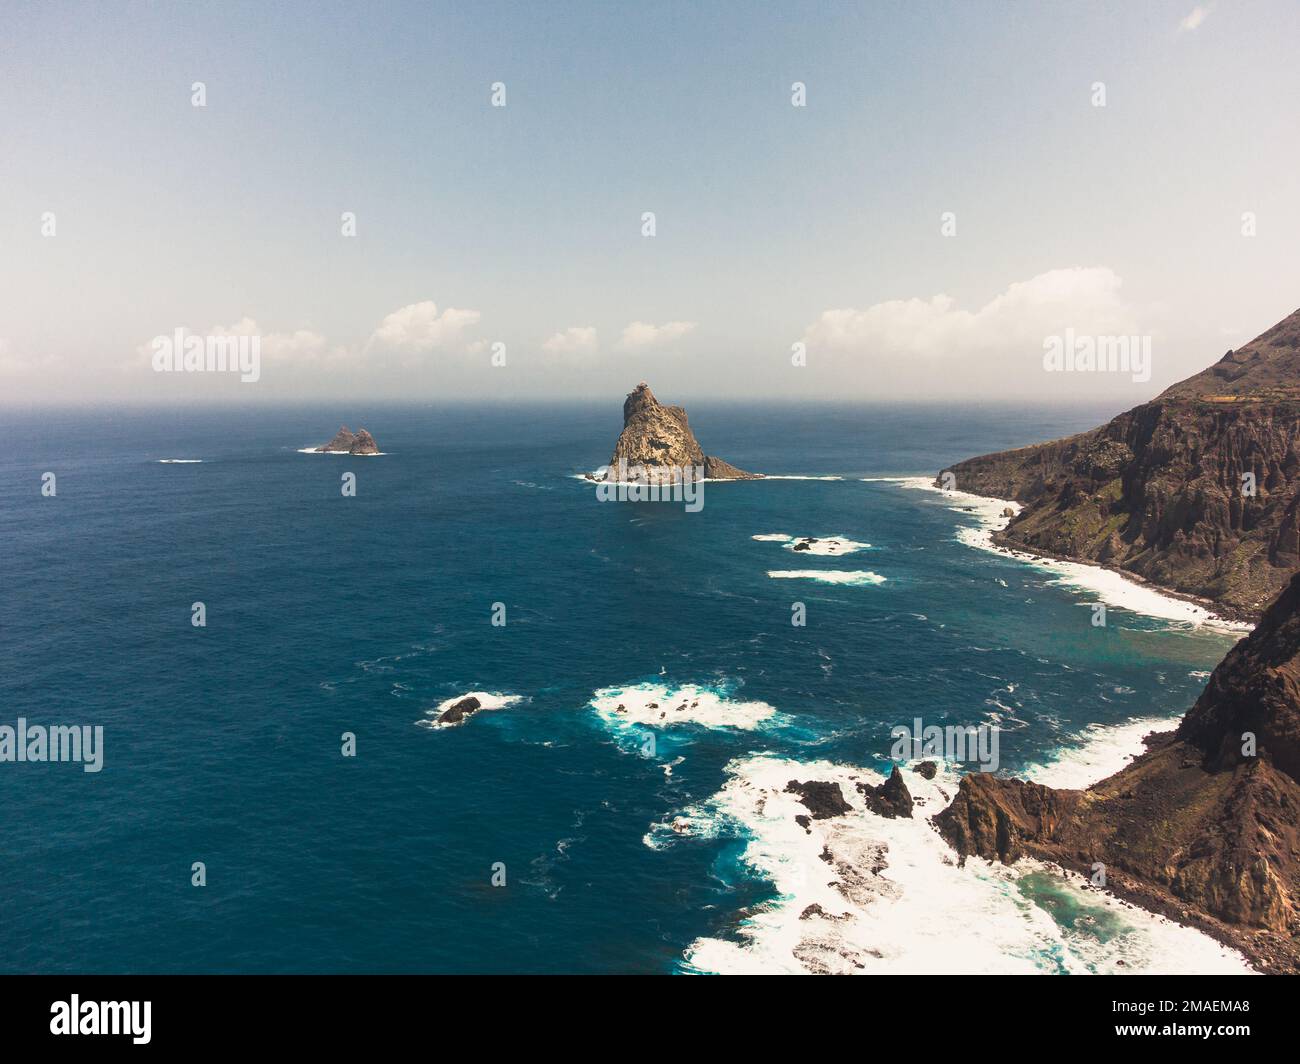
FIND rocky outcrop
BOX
[316,426,382,455]
[596,383,760,481]
[934,571,1300,973]
[349,429,379,455]
[784,779,853,819]
[703,455,762,481]
[857,766,914,819]
[437,696,482,725]
[943,307,1300,620]
[316,426,356,452]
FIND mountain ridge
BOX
[943,306,1300,620]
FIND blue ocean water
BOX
[0,402,1241,973]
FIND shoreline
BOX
[873,476,1253,632]
[986,526,1259,628]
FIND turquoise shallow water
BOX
[0,402,1238,972]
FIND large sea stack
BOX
[934,570,1300,973]
[943,307,1300,621]
[597,382,761,481]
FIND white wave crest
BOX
[664,753,1253,975]
[768,570,885,585]
[590,682,780,732]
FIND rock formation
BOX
[595,382,760,481]
[857,766,914,819]
[316,426,356,452]
[934,571,1300,973]
[438,696,482,725]
[349,429,379,455]
[316,426,381,455]
[942,306,1300,620]
[784,779,853,819]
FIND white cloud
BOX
[615,320,697,350]
[542,326,598,357]
[130,319,338,370]
[0,338,66,376]
[1179,4,1213,31]
[801,267,1145,395]
[368,300,481,354]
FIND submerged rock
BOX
[438,696,482,724]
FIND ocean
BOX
[0,402,1254,974]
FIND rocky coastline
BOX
[942,307,1300,622]
[923,306,1300,972]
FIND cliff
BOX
[598,383,760,481]
[934,571,1300,973]
[944,307,1300,620]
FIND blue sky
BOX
[2,0,1297,403]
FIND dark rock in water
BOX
[914,760,938,780]
[438,696,482,724]
[598,382,761,481]
[794,814,811,833]
[785,779,852,819]
[792,541,811,551]
[316,425,356,452]
[858,766,914,819]
[349,428,380,455]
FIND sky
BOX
[1,0,1297,405]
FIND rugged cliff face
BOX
[935,572,1300,973]
[945,307,1300,620]
[599,383,760,481]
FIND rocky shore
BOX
[930,551,1300,974]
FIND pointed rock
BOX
[317,426,355,452]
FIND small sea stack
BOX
[315,426,381,454]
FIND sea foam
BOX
[871,477,1248,630]
[753,534,871,555]
[1021,714,1180,790]
[767,570,885,585]
[664,753,1254,975]
[591,682,780,732]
